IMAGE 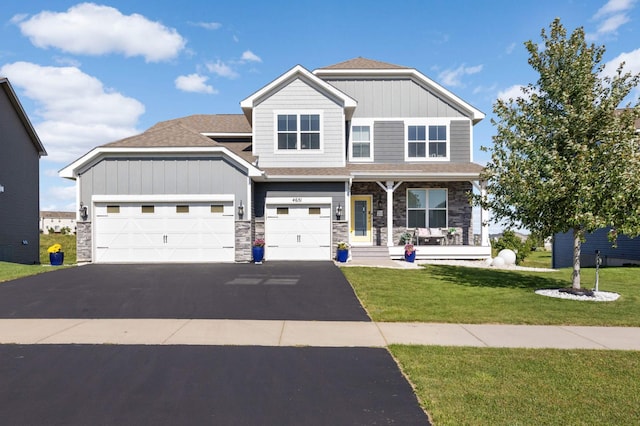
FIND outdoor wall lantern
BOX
[335,203,343,220]
[79,202,88,221]
[238,200,244,219]
[0,184,4,193]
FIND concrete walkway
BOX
[2,319,639,350]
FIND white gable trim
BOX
[59,147,263,179]
[314,68,485,123]
[240,65,357,119]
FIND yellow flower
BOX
[47,243,62,253]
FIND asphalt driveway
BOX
[0,345,429,425]
[0,262,369,321]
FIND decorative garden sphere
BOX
[484,257,493,266]
[491,256,506,267]
[498,249,517,265]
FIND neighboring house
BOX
[40,211,77,234]
[0,77,47,264]
[552,113,640,268]
[60,58,491,264]
[553,229,640,268]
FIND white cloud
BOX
[505,42,517,55]
[0,61,144,163]
[589,0,636,39]
[15,3,185,62]
[593,0,636,19]
[175,73,217,94]
[497,84,527,102]
[206,60,239,79]
[603,48,640,99]
[438,64,483,87]
[241,50,262,63]
[191,21,222,30]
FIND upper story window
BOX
[276,112,321,151]
[406,121,449,161]
[351,124,372,160]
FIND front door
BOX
[351,195,372,244]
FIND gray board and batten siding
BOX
[0,88,41,264]
[325,78,467,119]
[253,182,345,218]
[369,120,471,164]
[553,228,640,268]
[251,78,346,168]
[78,156,249,216]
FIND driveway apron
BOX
[0,262,369,321]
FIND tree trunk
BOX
[572,229,582,289]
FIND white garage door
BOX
[265,198,331,261]
[94,200,235,263]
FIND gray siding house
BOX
[60,58,491,264]
[0,77,47,264]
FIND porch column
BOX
[386,181,394,247]
[480,181,490,246]
[377,180,403,247]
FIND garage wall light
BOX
[335,203,342,220]
[0,184,4,193]
[79,201,88,221]
[238,200,244,219]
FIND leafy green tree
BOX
[492,230,528,264]
[475,19,640,289]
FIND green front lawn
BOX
[342,265,640,326]
[0,234,76,283]
[391,345,640,426]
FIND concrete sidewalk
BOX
[1,319,639,350]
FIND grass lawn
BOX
[0,234,76,283]
[390,345,640,425]
[341,265,640,326]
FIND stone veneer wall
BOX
[235,220,252,262]
[332,220,348,248]
[76,221,92,263]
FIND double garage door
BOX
[93,198,235,263]
[265,197,332,261]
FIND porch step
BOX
[350,246,390,259]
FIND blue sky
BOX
[2,0,639,227]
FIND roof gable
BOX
[240,65,357,122]
[314,58,485,123]
[0,77,47,156]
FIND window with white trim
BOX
[406,123,448,159]
[406,189,447,228]
[276,113,321,150]
[351,125,371,158]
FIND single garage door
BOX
[94,200,235,263]
[265,197,331,261]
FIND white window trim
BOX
[406,188,448,228]
[273,110,324,153]
[404,118,450,162]
[349,119,374,162]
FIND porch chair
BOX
[414,228,445,245]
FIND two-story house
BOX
[0,77,47,264]
[60,58,491,264]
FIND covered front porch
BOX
[345,175,490,260]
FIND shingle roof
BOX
[147,114,252,134]
[103,122,221,148]
[318,57,409,70]
[101,121,256,163]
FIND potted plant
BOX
[48,243,64,266]
[404,243,416,262]
[336,241,350,263]
[252,238,265,263]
